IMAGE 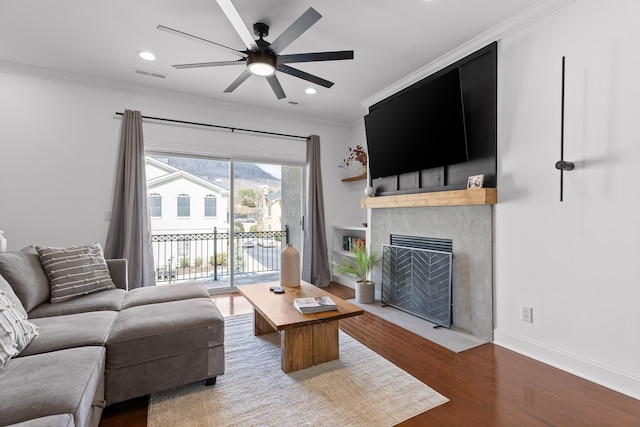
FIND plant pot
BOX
[355,280,375,304]
[358,165,367,176]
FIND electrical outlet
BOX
[104,210,112,221]
[521,306,533,323]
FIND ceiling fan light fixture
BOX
[248,62,275,76]
[247,52,276,76]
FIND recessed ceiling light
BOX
[305,87,317,95]
[137,50,156,61]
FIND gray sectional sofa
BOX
[0,246,225,427]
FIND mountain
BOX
[152,156,279,184]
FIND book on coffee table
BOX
[293,296,338,314]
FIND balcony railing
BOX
[152,227,288,284]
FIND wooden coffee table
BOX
[237,281,364,372]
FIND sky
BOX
[257,163,282,179]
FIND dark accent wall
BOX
[371,43,497,196]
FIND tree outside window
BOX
[177,194,190,217]
[204,194,217,217]
[149,193,162,217]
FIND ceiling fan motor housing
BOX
[247,50,276,69]
[253,22,269,39]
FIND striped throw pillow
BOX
[37,243,116,304]
[0,290,39,369]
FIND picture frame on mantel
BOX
[467,174,484,189]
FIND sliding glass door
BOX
[233,162,303,288]
[145,153,303,293]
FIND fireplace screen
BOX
[381,244,452,328]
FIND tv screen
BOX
[365,68,468,180]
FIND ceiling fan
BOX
[157,0,354,100]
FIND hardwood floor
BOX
[100,283,640,426]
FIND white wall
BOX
[0,65,354,253]
[494,0,640,398]
[342,120,369,226]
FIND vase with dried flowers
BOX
[339,144,368,176]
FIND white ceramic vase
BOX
[280,244,300,287]
[355,281,375,304]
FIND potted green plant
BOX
[333,245,381,303]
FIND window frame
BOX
[177,193,191,217]
[204,194,217,218]
[149,193,162,218]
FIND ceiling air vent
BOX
[287,100,308,107]
[134,68,166,79]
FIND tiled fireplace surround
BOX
[369,205,493,341]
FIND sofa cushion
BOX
[20,311,117,357]
[0,248,50,312]
[0,289,39,369]
[6,414,74,427]
[37,243,116,304]
[0,346,105,426]
[0,274,28,319]
[107,297,224,369]
[27,288,126,319]
[122,282,209,309]
[105,259,128,290]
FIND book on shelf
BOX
[343,235,365,252]
[293,296,338,314]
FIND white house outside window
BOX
[177,194,190,217]
[149,193,162,217]
[204,194,217,217]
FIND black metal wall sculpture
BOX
[556,56,575,201]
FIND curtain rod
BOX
[115,112,308,141]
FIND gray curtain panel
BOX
[104,110,155,288]
[302,135,331,287]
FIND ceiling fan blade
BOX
[269,7,322,55]
[277,64,334,88]
[157,25,247,58]
[266,75,286,100]
[215,0,259,51]
[173,60,246,69]
[278,51,354,64]
[224,69,252,93]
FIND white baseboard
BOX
[493,328,640,401]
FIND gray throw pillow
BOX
[0,274,28,319]
[0,289,39,369]
[0,248,51,312]
[37,243,116,304]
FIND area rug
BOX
[148,314,448,427]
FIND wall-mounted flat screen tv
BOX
[364,67,468,180]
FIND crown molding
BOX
[362,0,575,110]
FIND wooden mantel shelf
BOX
[361,188,497,209]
